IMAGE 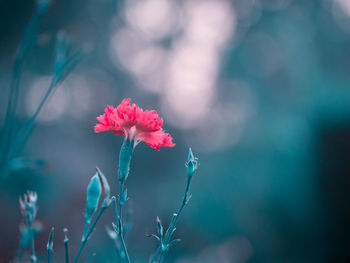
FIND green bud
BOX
[96,167,111,207]
[47,227,54,250]
[84,174,101,225]
[118,139,134,181]
[186,148,198,177]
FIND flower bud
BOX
[84,174,101,225]
[186,148,198,177]
[63,228,69,243]
[96,167,111,207]
[19,191,38,222]
[118,139,134,181]
[47,227,54,251]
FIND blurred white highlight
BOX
[26,76,67,123]
[164,0,236,128]
[109,0,239,150]
[125,0,182,40]
[335,0,350,16]
[332,0,350,34]
[66,75,93,119]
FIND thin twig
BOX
[74,206,108,263]
[28,220,37,263]
[151,176,193,263]
[47,227,54,263]
[64,228,70,263]
[117,179,131,263]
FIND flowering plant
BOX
[15,99,198,263]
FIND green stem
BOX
[7,59,23,145]
[47,227,54,263]
[164,176,192,242]
[65,240,70,263]
[112,196,119,224]
[124,203,133,242]
[1,58,23,158]
[73,206,108,263]
[118,180,125,221]
[64,230,70,263]
[149,247,161,263]
[158,253,165,263]
[28,220,37,263]
[74,240,85,263]
[47,247,52,263]
[118,179,131,263]
[152,176,193,263]
[114,138,134,263]
[0,1,46,174]
[8,79,57,158]
[119,230,131,263]
[112,197,125,259]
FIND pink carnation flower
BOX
[94,98,175,150]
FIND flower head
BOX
[19,191,38,222]
[94,98,175,150]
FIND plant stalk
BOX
[28,220,37,263]
[152,176,193,263]
[118,179,131,263]
[74,206,108,263]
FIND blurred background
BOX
[1,0,350,262]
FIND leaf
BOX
[169,238,181,247]
[156,216,163,239]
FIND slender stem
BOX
[118,180,125,221]
[64,229,70,263]
[65,240,70,263]
[30,78,58,123]
[112,196,119,223]
[47,248,51,263]
[28,220,37,263]
[158,253,165,263]
[165,176,192,243]
[119,231,131,263]
[0,58,23,180]
[1,59,23,158]
[1,6,38,155]
[112,197,125,260]
[114,138,134,263]
[7,59,23,145]
[149,247,161,263]
[118,179,131,263]
[152,176,193,263]
[73,206,108,263]
[124,203,133,242]
[74,240,86,263]
[8,79,57,158]
[47,227,54,263]
[0,1,45,171]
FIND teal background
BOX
[1,0,350,262]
